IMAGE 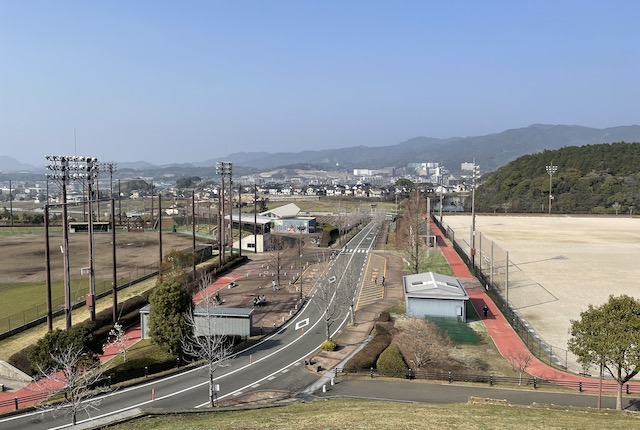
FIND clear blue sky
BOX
[1,0,639,166]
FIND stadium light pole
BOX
[46,155,98,328]
[470,162,479,272]
[46,155,72,329]
[216,161,233,262]
[546,164,557,215]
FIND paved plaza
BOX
[441,214,640,372]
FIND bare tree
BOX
[612,201,622,215]
[182,273,232,407]
[265,234,296,286]
[396,189,431,274]
[395,317,451,369]
[106,321,129,363]
[313,255,360,340]
[34,344,107,426]
[506,349,533,385]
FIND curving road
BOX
[0,221,381,430]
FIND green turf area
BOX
[426,315,480,344]
[106,398,640,430]
[0,277,127,333]
[401,250,454,276]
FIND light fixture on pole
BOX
[470,162,479,272]
[46,155,99,328]
[216,161,233,263]
[545,164,557,215]
[70,157,99,322]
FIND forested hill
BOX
[475,142,640,214]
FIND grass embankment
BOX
[107,398,640,430]
[0,276,157,362]
[104,340,176,373]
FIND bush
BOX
[8,345,35,376]
[378,311,391,323]
[320,225,337,247]
[344,325,392,370]
[376,344,408,377]
[320,340,339,351]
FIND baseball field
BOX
[441,214,640,373]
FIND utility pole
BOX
[192,190,196,279]
[238,183,243,257]
[111,198,118,324]
[158,193,163,270]
[86,158,98,321]
[44,204,53,331]
[217,186,222,266]
[254,184,258,252]
[8,180,13,227]
[118,179,122,224]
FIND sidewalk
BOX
[0,253,307,414]
[430,220,640,392]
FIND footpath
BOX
[429,220,640,393]
[3,223,638,415]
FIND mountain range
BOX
[3,124,640,175]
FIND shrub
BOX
[378,311,391,323]
[377,344,408,377]
[320,225,337,247]
[8,345,35,376]
[320,340,339,351]
[344,326,392,370]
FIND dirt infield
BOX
[441,214,640,372]
[0,230,206,285]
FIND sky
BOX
[1,0,640,167]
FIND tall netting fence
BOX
[435,217,573,372]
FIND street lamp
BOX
[545,164,557,215]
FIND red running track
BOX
[430,220,640,393]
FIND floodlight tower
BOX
[45,155,72,329]
[216,161,233,262]
[546,164,558,215]
[45,156,98,326]
[470,162,480,271]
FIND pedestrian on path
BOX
[483,304,489,318]
[374,277,377,285]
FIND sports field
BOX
[0,230,207,333]
[441,214,640,373]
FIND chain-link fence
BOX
[434,217,572,372]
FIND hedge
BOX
[344,322,392,370]
[377,344,408,377]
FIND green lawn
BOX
[0,276,137,334]
[401,250,454,276]
[107,398,640,430]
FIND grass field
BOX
[107,398,640,429]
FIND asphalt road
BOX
[0,221,381,430]
[316,378,640,411]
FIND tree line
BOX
[475,142,640,214]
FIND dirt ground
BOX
[441,214,640,373]
[0,231,208,284]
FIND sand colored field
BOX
[442,215,640,372]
